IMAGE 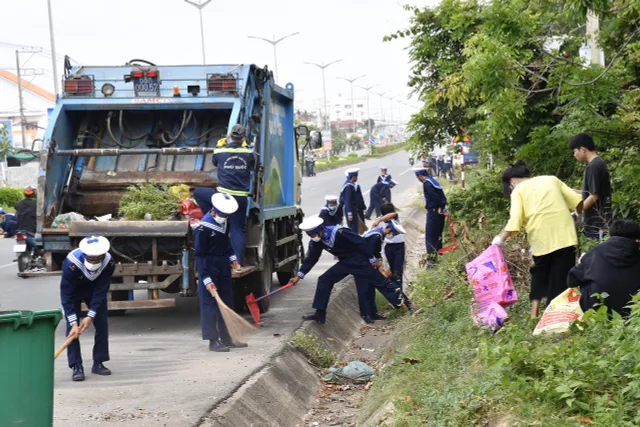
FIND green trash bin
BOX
[0,309,63,427]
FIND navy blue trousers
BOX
[346,211,364,234]
[193,187,249,265]
[426,210,445,256]
[193,187,215,214]
[385,242,406,289]
[197,256,233,343]
[65,297,109,368]
[312,260,402,317]
[365,202,381,219]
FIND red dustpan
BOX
[438,211,459,254]
[246,281,296,324]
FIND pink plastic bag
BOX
[465,245,518,330]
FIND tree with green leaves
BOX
[390,0,640,219]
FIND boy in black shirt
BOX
[569,133,612,240]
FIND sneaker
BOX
[302,310,326,324]
[209,340,230,352]
[91,362,111,376]
[372,313,387,321]
[72,364,85,381]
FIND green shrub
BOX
[348,152,358,158]
[291,331,336,368]
[447,167,510,229]
[369,142,407,156]
[314,156,362,173]
[0,187,24,210]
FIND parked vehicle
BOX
[14,232,45,273]
[463,151,480,164]
[31,60,320,312]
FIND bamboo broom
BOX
[208,287,257,342]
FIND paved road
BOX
[0,149,417,426]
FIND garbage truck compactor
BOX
[35,61,319,312]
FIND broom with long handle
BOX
[54,334,77,359]
[208,287,257,342]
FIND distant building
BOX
[0,70,56,150]
[330,95,366,123]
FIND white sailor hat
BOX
[412,167,430,176]
[211,192,239,215]
[345,167,360,177]
[79,236,111,257]
[299,216,324,234]
[380,166,387,170]
[386,220,406,235]
[325,195,338,201]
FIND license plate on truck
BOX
[134,77,159,95]
[13,243,26,253]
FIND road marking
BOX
[363,190,370,196]
[399,167,414,176]
[0,262,16,269]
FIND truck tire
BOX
[250,247,273,313]
[276,235,303,286]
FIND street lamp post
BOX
[386,96,397,143]
[46,0,59,95]
[248,32,299,83]
[304,60,342,129]
[356,84,378,145]
[338,75,366,133]
[184,0,212,64]
[375,91,388,125]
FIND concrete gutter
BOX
[196,281,365,427]
[197,202,426,427]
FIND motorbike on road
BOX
[14,231,45,274]
[409,157,415,166]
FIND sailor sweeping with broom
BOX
[195,192,249,352]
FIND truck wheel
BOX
[233,278,249,313]
[276,240,302,286]
[251,247,273,313]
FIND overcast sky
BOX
[1,0,438,121]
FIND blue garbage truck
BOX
[33,60,319,312]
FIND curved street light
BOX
[338,75,366,133]
[248,32,300,82]
[184,0,212,64]
[304,60,342,129]
[356,84,379,143]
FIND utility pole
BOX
[305,60,342,129]
[338,75,366,134]
[15,51,28,149]
[249,32,300,83]
[46,0,60,94]
[184,0,212,64]
[357,84,378,145]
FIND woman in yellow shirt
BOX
[493,161,583,318]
